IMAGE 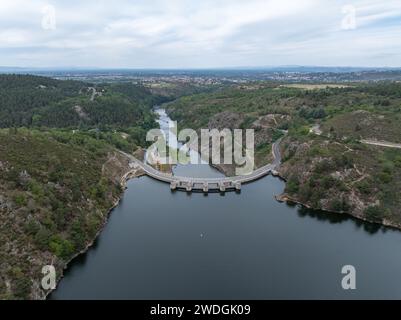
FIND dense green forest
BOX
[0,75,165,299]
[0,75,85,128]
[0,75,160,135]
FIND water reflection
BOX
[50,174,401,300]
[295,206,386,235]
[49,108,401,300]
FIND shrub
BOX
[272,129,284,142]
[321,176,337,189]
[24,220,40,235]
[314,159,334,174]
[13,194,26,206]
[28,179,45,200]
[378,172,392,184]
[70,219,87,251]
[34,227,52,250]
[49,235,75,259]
[286,176,300,193]
[364,206,383,222]
[13,276,31,299]
[356,179,372,195]
[330,197,350,212]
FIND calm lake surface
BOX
[50,110,401,299]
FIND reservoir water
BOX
[50,109,401,299]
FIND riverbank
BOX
[275,191,401,231]
[211,143,401,231]
[50,155,401,299]
[44,150,145,300]
[49,106,401,299]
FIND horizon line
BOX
[1,65,401,71]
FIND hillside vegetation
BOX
[2,75,401,298]
[166,82,401,226]
[0,128,133,299]
[0,74,218,299]
[0,75,168,299]
[0,75,159,134]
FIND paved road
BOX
[120,137,283,191]
[361,139,401,149]
[88,87,97,101]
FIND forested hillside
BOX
[0,128,137,299]
[0,75,160,299]
[166,82,401,227]
[0,75,159,132]
[0,75,86,128]
[2,74,401,298]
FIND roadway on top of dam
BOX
[121,138,283,192]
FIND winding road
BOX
[121,138,283,193]
[360,139,401,149]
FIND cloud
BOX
[0,0,400,67]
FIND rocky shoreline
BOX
[213,160,401,231]
[275,191,401,231]
[273,170,401,232]
[43,153,145,300]
[44,144,401,299]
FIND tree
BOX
[365,206,383,222]
[286,176,300,193]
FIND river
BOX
[49,108,401,299]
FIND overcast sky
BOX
[0,0,400,68]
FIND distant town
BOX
[2,66,401,85]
